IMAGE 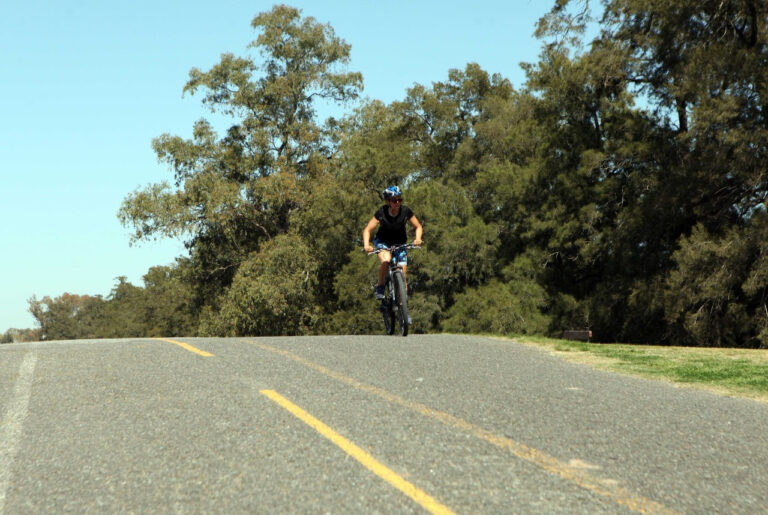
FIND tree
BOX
[140,265,198,336]
[88,0,768,345]
[664,213,768,348]
[119,5,362,315]
[396,63,514,185]
[28,293,106,340]
[201,232,320,336]
[529,0,768,344]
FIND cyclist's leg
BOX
[373,238,391,289]
[377,254,390,285]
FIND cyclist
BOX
[362,186,423,299]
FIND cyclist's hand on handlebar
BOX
[364,244,374,253]
[413,238,423,247]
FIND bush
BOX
[443,278,549,335]
[201,233,321,336]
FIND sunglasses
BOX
[390,198,403,204]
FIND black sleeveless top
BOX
[374,204,414,245]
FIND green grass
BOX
[508,336,768,402]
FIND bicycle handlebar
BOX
[366,243,421,256]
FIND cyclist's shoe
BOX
[375,285,385,299]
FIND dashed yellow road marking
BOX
[260,389,455,515]
[154,338,214,357]
[250,341,677,515]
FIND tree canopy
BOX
[25,2,768,347]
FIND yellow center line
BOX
[249,341,677,515]
[260,389,455,515]
[154,338,214,357]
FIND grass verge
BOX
[501,336,768,403]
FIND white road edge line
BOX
[0,353,37,514]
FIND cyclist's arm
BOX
[409,215,423,246]
[363,216,379,252]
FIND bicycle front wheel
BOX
[392,270,409,336]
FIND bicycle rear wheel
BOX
[393,270,409,336]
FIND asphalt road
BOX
[1,334,767,514]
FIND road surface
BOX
[1,335,766,513]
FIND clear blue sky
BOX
[1,0,552,332]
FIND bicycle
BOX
[368,243,419,337]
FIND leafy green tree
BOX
[327,248,387,334]
[443,254,551,335]
[443,282,547,336]
[288,165,374,321]
[529,0,768,344]
[119,5,362,316]
[664,213,768,348]
[1,328,42,343]
[98,277,150,338]
[88,1,768,346]
[335,99,417,191]
[202,232,320,336]
[396,63,514,185]
[27,268,197,340]
[595,0,768,230]
[138,266,198,337]
[407,181,499,306]
[28,293,106,340]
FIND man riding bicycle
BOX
[362,186,423,299]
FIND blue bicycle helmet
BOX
[382,186,402,201]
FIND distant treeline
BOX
[1,328,40,344]
[23,2,768,347]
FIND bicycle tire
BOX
[393,270,409,336]
[381,299,395,335]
